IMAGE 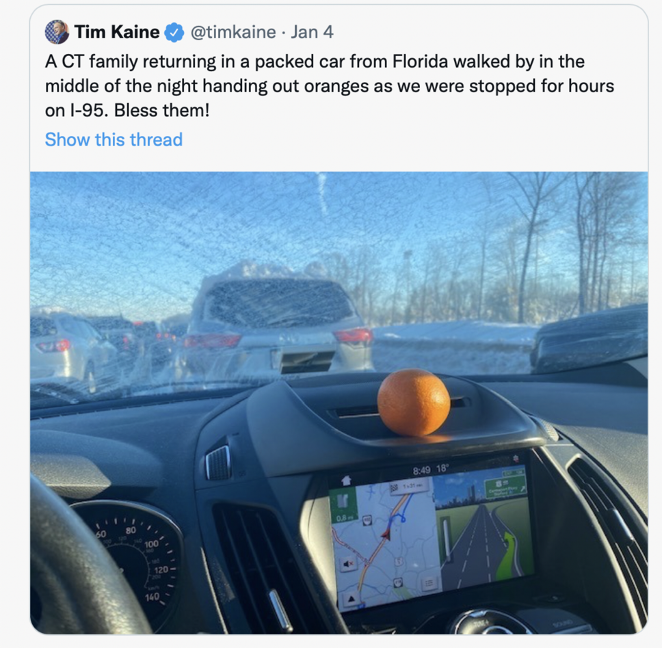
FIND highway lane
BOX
[441,504,509,590]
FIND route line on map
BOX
[357,494,412,591]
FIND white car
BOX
[176,274,374,385]
[30,312,120,396]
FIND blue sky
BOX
[433,466,517,506]
[30,172,647,321]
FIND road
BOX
[357,494,412,591]
[441,504,516,590]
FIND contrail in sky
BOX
[316,172,328,216]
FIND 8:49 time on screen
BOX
[412,463,450,476]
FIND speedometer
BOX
[72,500,183,630]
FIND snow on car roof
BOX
[30,305,78,317]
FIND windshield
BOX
[30,172,648,407]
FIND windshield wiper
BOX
[30,384,85,407]
[128,377,271,396]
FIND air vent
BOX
[568,459,648,624]
[206,446,231,480]
[214,505,327,633]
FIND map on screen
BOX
[329,457,534,612]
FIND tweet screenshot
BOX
[28,2,649,639]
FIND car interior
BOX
[30,355,648,635]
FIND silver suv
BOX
[30,312,120,395]
[175,276,374,384]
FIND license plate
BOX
[271,349,282,370]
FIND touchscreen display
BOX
[329,454,534,612]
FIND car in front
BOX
[175,270,374,386]
[85,315,144,372]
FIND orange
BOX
[377,369,451,437]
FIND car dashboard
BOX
[30,361,648,634]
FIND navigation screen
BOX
[328,454,534,612]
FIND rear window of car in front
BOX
[203,279,355,328]
[30,317,58,337]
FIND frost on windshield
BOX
[30,172,648,401]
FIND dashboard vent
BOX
[214,505,327,633]
[568,459,648,624]
[205,446,231,480]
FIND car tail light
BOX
[333,328,374,344]
[122,335,130,351]
[36,338,71,353]
[183,334,242,349]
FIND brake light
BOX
[36,338,71,353]
[333,328,373,344]
[183,334,242,349]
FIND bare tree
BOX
[574,172,645,312]
[508,172,568,323]
[574,172,594,314]
[317,247,385,325]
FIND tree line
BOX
[316,172,647,326]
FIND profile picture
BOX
[46,20,70,44]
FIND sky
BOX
[432,466,518,506]
[30,172,647,321]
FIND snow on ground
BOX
[372,321,539,376]
[374,321,538,345]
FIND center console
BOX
[319,450,600,633]
[194,374,647,634]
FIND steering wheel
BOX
[30,474,152,634]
